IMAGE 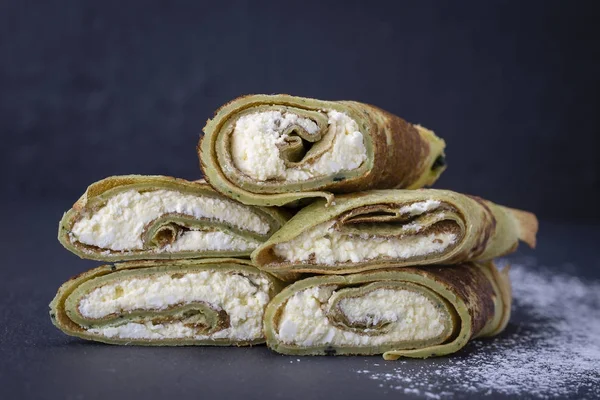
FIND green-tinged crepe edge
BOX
[262,262,509,359]
[252,189,537,277]
[50,258,284,346]
[200,94,446,206]
[58,175,290,262]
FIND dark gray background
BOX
[2,0,599,218]
[2,1,600,400]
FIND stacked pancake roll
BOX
[52,94,537,359]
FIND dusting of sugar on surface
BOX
[355,258,600,398]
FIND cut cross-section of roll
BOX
[264,262,511,359]
[252,189,537,276]
[199,94,446,206]
[50,259,283,345]
[58,175,289,261]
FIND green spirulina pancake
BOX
[252,189,537,276]
[50,259,283,346]
[199,94,446,206]
[264,262,511,359]
[58,175,289,261]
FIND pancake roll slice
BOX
[252,189,537,275]
[200,94,446,206]
[58,175,289,261]
[50,259,283,345]
[264,262,511,359]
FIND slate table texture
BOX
[1,200,598,400]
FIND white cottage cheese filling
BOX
[273,221,456,265]
[274,200,456,264]
[82,270,271,341]
[231,110,367,181]
[399,200,441,215]
[70,189,269,251]
[276,286,447,347]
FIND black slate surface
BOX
[1,202,598,400]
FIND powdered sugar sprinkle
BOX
[355,258,600,398]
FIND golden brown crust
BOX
[487,264,513,336]
[353,103,430,190]
[418,264,497,338]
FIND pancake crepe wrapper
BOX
[58,175,289,261]
[199,94,446,206]
[263,262,510,359]
[50,259,284,345]
[253,189,537,276]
